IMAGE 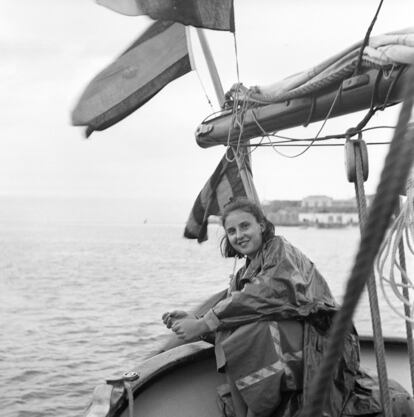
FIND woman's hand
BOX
[162,310,195,329]
[171,318,209,342]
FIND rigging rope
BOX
[233,32,241,85]
[226,85,252,162]
[195,69,215,111]
[351,135,393,417]
[231,125,395,149]
[252,141,391,147]
[249,85,343,159]
[300,62,414,417]
[249,125,396,144]
[354,0,385,75]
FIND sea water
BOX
[0,217,409,417]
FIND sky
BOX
[1,0,414,222]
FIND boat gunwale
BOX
[84,333,410,417]
[85,341,214,417]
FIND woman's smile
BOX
[224,209,264,259]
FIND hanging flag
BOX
[71,20,193,137]
[96,0,235,32]
[184,148,251,243]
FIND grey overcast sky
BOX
[1,0,414,221]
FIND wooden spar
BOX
[195,29,225,108]
[195,28,260,204]
[195,67,409,148]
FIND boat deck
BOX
[114,337,412,417]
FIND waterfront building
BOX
[265,195,360,227]
[301,195,333,209]
[267,209,300,226]
[298,211,359,227]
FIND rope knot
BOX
[345,127,359,140]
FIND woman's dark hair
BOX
[220,197,275,258]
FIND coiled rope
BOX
[300,62,414,417]
[376,166,414,324]
[225,84,252,162]
[376,164,414,394]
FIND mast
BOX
[194,28,260,205]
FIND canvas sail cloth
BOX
[184,148,251,243]
[96,0,235,32]
[71,21,193,137]
[227,27,414,104]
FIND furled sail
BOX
[243,27,414,103]
[196,27,414,148]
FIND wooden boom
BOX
[195,67,408,148]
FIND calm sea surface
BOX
[0,218,410,417]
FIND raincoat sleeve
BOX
[203,237,335,331]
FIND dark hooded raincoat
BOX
[202,235,381,417]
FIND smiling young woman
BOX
[162,198,378,417]
[222,209,265,259]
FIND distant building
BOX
[301,195,333,209]
[298,211,359,227]
[263,200,301,213]
[264,195,360,227]
[299,195,358,226]
[334,198,356,208]
[268,209,300,226]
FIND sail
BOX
[71,20,193,136]
[184,148,251,242]
[96,0,235,32]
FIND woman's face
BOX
[224,209,264,259]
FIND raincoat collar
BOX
[239,237,277,286]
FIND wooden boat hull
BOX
[359,336,413,394]
[119,346,224,417]
[85,337,412,417]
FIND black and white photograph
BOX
[2,1,414,416]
